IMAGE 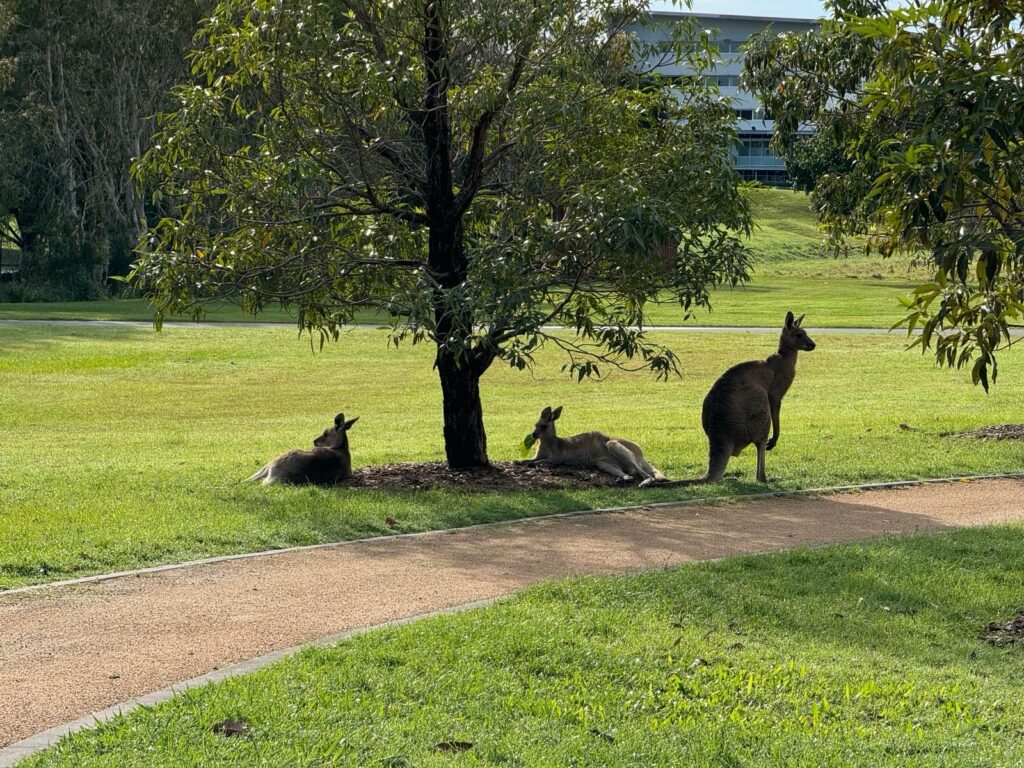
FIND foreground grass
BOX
[25,526,1024,767]
[2,323,1023,589]
[0,190,931,328]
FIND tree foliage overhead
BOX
[135,0,751,467]
[0,0,205,298]
[745,0,1024,389]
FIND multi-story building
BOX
[629,11,819,184]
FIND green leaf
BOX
[518,434,536,459]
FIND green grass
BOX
[23,526,1024,767]
[0,298,298,323]
[0,189,932,328]
[643,188,931,328]
[2,322,1022,590]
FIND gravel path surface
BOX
[2,478,1023,749]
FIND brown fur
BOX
[246,413,358,486]
[528,405,666,485]
[698,311,815,484]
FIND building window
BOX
[734,108,775,121]
[739,168,791,185]
[704,74,740,87]
[737,138,773,157]
[716,40,745,53]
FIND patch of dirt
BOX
[344,461,623,491]
[981,612,1024,646]
[952,424,1024,441]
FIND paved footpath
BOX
[2,479,1024,752]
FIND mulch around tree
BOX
[952,424,1024,441]
[981,612,1024,646]
[344,461,624,491]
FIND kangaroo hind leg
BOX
[606,441,650,479]
[609,441,666,486]
[704,439,732,483]
[595,458,632,483]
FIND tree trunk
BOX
[419,0,491,468]
[436,349,489,468]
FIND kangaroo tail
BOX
[245,464,270,483]
[643,476,706,488]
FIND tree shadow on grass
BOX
[230,471,772,548]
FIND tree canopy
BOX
[134,0,752,467]
[745,0,1024,389]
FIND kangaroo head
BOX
[532,405,563,441]
[780,311,816,352]
[314,412,358,451]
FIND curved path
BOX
[3,478,1024,762]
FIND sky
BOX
[650,0,827,19]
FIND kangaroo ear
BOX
[551,405,563,421]
[334,413,345,428]
[541,406,552,419]
[795,314,805,328]
[785,311,795,329]
[344,417,359,430]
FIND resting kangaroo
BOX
[528,405,666,485]
[246,413,358,486]
[698,311,815,483]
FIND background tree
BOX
[778,129,852,196]
[745,0,1024,389]
[134,0,751,468]
[0,0,206,298]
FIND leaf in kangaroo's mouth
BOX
[518,433,536,458]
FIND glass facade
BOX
[631,12,818,186]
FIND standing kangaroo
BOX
[246,413,358,486]
[699,311,815,483]
[528,405,666,485]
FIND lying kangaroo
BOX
[527,405,666,485]
[698,311,815,483]
[246,413,358,486]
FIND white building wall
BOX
[629,12,818,184]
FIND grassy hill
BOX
[0,188,930,328]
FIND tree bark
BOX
[428,216,492,468]
[436,349,489,468]
[418,0,492,468]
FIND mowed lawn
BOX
[0,189,933,329]
[23,526,1024,767]
[2,322,1023,589]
